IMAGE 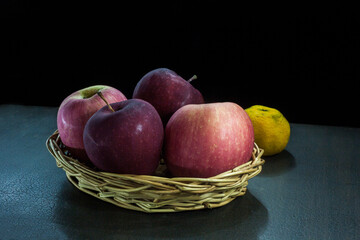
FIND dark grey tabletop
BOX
[1,104,359,239]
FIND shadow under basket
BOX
[46,130,265,213]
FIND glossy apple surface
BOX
[83,99,164,174]
[164,102,254,178]
[57,85,127,161]
[132,68,204,124]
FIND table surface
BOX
[1,104,359,240]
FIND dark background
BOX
[1,2,359,127]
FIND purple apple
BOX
[164,102,254,178]
[132,68,204,124]
[57,85,127,162]
[83,99,164,174]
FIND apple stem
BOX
[188,75,197,83]
[97,91,115,112]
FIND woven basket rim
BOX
[46,130,265,213]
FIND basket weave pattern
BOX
[46,130,264,213]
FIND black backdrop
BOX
[1,2,359,127]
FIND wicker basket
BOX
[46,130,264,213]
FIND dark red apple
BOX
[83,99,164,174]
[132,68,204,124]
[164,102,254,178]
[57,85,127,161]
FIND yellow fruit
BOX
[245,105,290,156]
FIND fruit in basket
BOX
[164,102,254,178]
[57,85,127,162]
[83,99,164,174]
[132,68,204,124]
[245,105,290,156]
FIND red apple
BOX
[164,102,254,178]
[57,85,127,161]
[83,99,164,174]
[132,68,204,124]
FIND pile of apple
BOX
[57,68,254,178]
